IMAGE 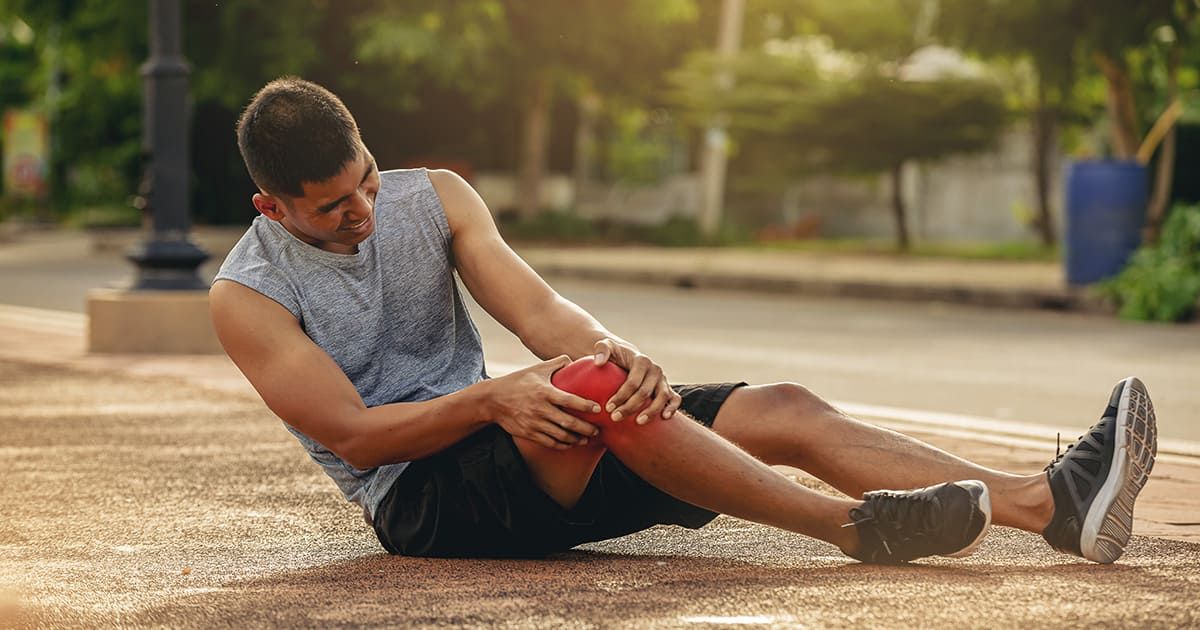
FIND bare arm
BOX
[209,280,599,469]
[429,171,614,361]
[428,169,682,424]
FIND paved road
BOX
[3,360,1197,628]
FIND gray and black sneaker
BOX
[844,480,992,564]
[1043,376,1157,563]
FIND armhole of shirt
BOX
[212,273,303,323]
[417,168,454,248]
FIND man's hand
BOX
[487,356,602,450]
[592,339,681,425]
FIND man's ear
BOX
[252,192,285,221]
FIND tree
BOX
[670,0,1009,249]
[816,74,1009,249]
[1138,1,1199,243]
[939,0,1196,245]
[1077,0,1176,160]
[0,0,329,221]
[937,0,1079,246]
[353,0,700,218]
[0,0,147,213]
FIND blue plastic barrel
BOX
[1064,160,1148,285]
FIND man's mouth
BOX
[343,215,371,231]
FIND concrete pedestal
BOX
[86,288,222,354]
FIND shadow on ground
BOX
[2,361,1198,628]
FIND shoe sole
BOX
[1080,377,1158,563]
[944,480,992,558]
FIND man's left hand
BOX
[592,339,681,425]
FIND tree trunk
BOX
[571,89,600,212]
[1031,79,1057,247]
[1093,52,1140,160]
[516,72,553,219]
[1144,46,1181,245]
[890,162,910,251]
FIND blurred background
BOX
[0,0,1198,320]
[3,9,1200,622]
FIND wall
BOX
[779,126,1061,243]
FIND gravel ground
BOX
[2,360,1198,629]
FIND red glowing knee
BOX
[551,357,651,442]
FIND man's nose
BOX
[347,190,373,216]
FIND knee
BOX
[762,382,840,419]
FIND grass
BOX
[62,204,142,229]
[751,238,1060,262]
[497,212,749,248]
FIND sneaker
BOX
[844,480,992,564]
[1042,376,1157,563]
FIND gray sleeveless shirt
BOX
[214,168,487,524]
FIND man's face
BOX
[254,148,381,254]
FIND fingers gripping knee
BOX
[551,358,653,446]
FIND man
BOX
[211,77,1157,564]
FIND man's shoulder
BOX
[213,219,298,302]
[378,167,433,200]
[220,218,282,269]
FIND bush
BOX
[497,211,598,243]
[1100,204,1200,322]
[497,212,749,247]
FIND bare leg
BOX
[711,383,1054,533]
[513,414,864,554]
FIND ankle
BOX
[1030,475,1055,531]
[1000,474,1054,533]
[832,502,865,557]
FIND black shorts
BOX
[373,382,746,558]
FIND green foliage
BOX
[640,214,749,247]
[760,0,928,60]
[498,210,597,243]
[939,0,1195,157]
[354,0,700,105]
[808,72,1010,172]
[670,44,1009,176]
[0,0,148,213]
[63,203,139,229]
[667,48,828,134]
[1100,204,1200,322]
[0,15,35,107]
[605,108,673,185]
[0,0,336,222]
[937,0,1079,90]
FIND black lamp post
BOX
[126,0,208,290]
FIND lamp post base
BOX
[125,237,210,290]
[86,287,221,354]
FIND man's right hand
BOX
[486,355,602,450]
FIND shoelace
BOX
[842,491,939,557]
[1045,431,1076,471]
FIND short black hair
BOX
[236,77,362,199]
